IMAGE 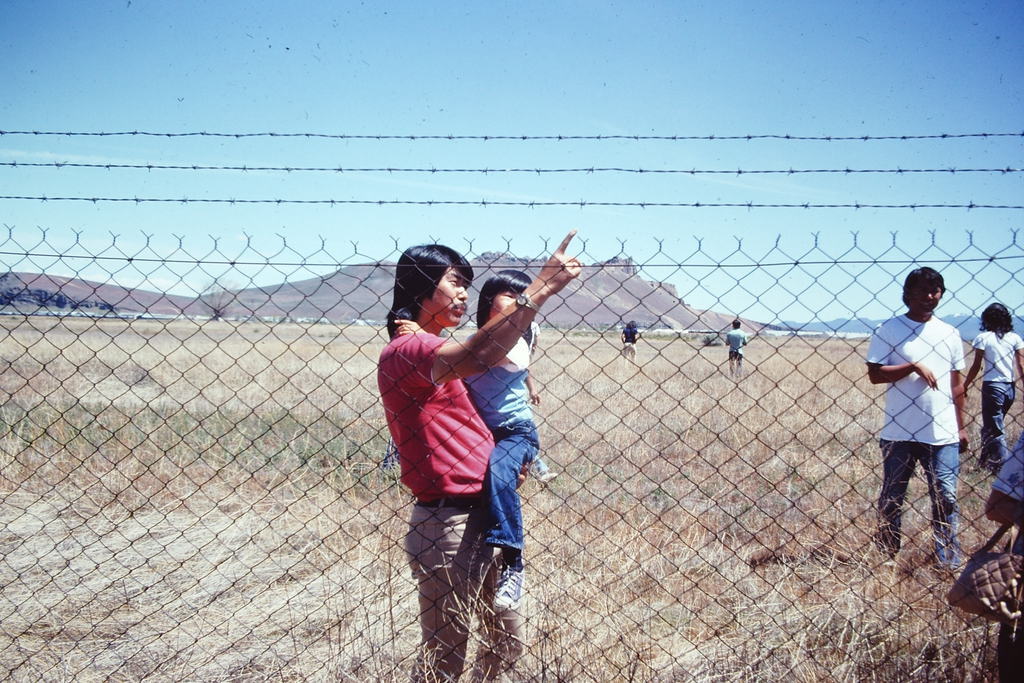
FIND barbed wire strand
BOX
[1,196,1020,209]
[1,249,1020,270]
[1,130,1021,141]
[3,161,1020,175]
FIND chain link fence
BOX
[0,229,1020,681]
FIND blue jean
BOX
[982,381,1016,472]
[876,439,962,567]
[485,421,540,551]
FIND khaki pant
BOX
[405,504,525,682]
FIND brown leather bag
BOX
[948,522,1024,625]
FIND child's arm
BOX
[951,369,967,451]
[525,370,541,406]
[394,319,424,336]
[963,347,983,391]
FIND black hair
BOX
[901,267,946,307]
[625,320,638,329]
[980,302,1013,338]
[732,319,741,329]
[475,269,531,328]
[386,244,474,339]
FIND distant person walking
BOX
[621,320,640,360]
[866,267,967,570]
[377,231,580,682]
[725,320,749,377]
[964,303,1024,474]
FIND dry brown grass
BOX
[0,317,1010,681]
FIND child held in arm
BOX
[463,270,548,610]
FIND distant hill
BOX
[782,313,1024,340]
[0,255,770,332]
[221,253,772,331]
[0,272,202,316]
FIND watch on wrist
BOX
[515,292,539,311]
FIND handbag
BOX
[947,522,1024,625]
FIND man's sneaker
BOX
[494,566,525,610]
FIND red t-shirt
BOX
[377,333,493,500]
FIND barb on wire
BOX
[0,195,1020,210]
[3,161,1020,176]
[1,129,1021,141]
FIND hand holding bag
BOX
[948,522,1024,624]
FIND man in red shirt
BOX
[378,231,580,681]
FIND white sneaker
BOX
[535,470,558,484]
[495,566,525,610]
[530,460,558,484]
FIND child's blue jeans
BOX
[981,381,1015,472]
[485,421,539,551]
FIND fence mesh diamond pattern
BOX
[0,229,1020,680]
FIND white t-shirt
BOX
[971,330,1024,383]
[503,336,531,372]
[866,314,966,445]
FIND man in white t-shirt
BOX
[866,267,967,570]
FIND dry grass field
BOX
[0,316,1013,681]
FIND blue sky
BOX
[1,1,1021,323]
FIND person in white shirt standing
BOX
[964,303,1024,474]
[725,320,750,378]
[866,267,968,570]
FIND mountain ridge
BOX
[782,314,1024,341]
[0,257,769,332]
